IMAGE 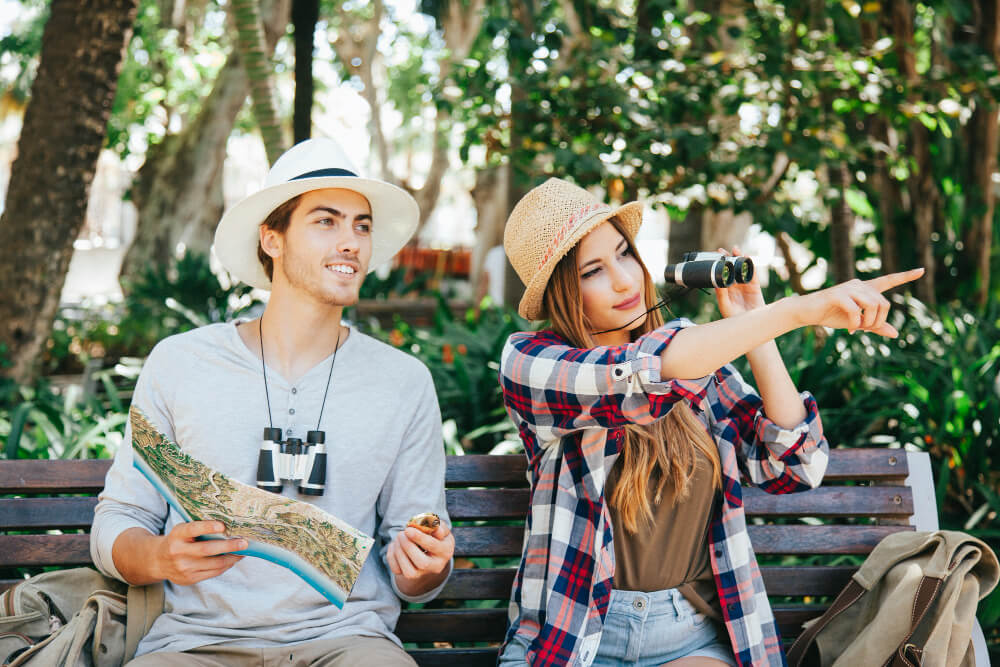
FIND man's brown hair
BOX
[257,195,303,281]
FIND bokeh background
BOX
[0,0,997,656]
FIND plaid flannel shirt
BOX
[498,319,829,667]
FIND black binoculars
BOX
[256,427,328,496]
[663,252,754,288]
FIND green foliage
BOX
[370,298,529,454]
[0,380,126,460]
[45,252,261,374]
[0,0,48,102]
[107,0,232,158]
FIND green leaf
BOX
[4,402,34,459]
[844,188,875,218]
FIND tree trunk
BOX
[828,162,856,282]
[231,0,286,164]
[292,0,319,144]
[121,54,248,284]
[0,0,138,385]
[668,204,704,263]
[911,125,937,304]
[891,0,937,304]
[963,0,1000,307]
[470,163,510,297]
[870,119,901,276]
[119,0,288,287]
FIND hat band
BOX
[292,168,358,180]
[537,202,611,271]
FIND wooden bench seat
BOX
[0,449,989,666]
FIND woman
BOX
[496,178,923,667]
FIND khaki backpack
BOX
[0,567,162,666]
[787,530,998,667]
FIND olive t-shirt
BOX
[607,449,721,620]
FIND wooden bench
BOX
[0,450,990,666]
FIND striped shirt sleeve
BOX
[708,363,829,493]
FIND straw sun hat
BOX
[503,177,644,320]
[214,137,419,290]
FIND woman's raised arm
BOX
[660,268,925,381]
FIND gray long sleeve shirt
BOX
[90,322,451,656]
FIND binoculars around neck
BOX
[256,428,327,496]
[663,251,754,288]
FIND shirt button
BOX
[614,368,624,378]
[714,549,723,558]
[291,387,297,394]
[632,598,645,610]
[289,408,295,415]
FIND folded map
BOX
[129,406,374,607]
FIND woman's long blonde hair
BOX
[542,216,721,533]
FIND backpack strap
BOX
[885,575,943,667]
[123,582,164,663]
[786,579,866,667]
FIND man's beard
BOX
[278,239,361,307]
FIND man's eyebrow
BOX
[308,206,372,221]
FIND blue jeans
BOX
[499,588,736,666]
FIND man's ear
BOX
[260,225,283,260]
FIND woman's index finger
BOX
[865,268,925,293]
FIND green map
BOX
[130,406,373,607]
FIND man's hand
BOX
[386,523,454,598]
[150,521,246,586]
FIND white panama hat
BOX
[213,137,420,290]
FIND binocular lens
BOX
[731,256,753,283]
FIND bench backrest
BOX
[0,449,922,667]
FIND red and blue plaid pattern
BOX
[499,320,828,666]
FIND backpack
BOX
[786,530,998,667]
[0,567,163,666]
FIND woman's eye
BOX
[619,246,633,258]
[356,222,372,233]
[317,217,334,226]
[581,267,601,279]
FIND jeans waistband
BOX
[608,587,692,620]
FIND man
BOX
[91,138,454,666]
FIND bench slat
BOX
[0,487,913,532]
[748,525,912,554]
[396,605,829,644]
[442,449,909,488]
[445,487,913,521]
[449,524,912,559]
[0,534,93,567]
[408,649,498,667]
[0,524,912,567]
[0,449,909,495]
[445,456,527,487]
[437,565,858,600]
[0,497,98,530]
[740,486,913,517]
[397,609,504,643]
[0,459,111,494]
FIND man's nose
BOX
[335,225,361,254]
